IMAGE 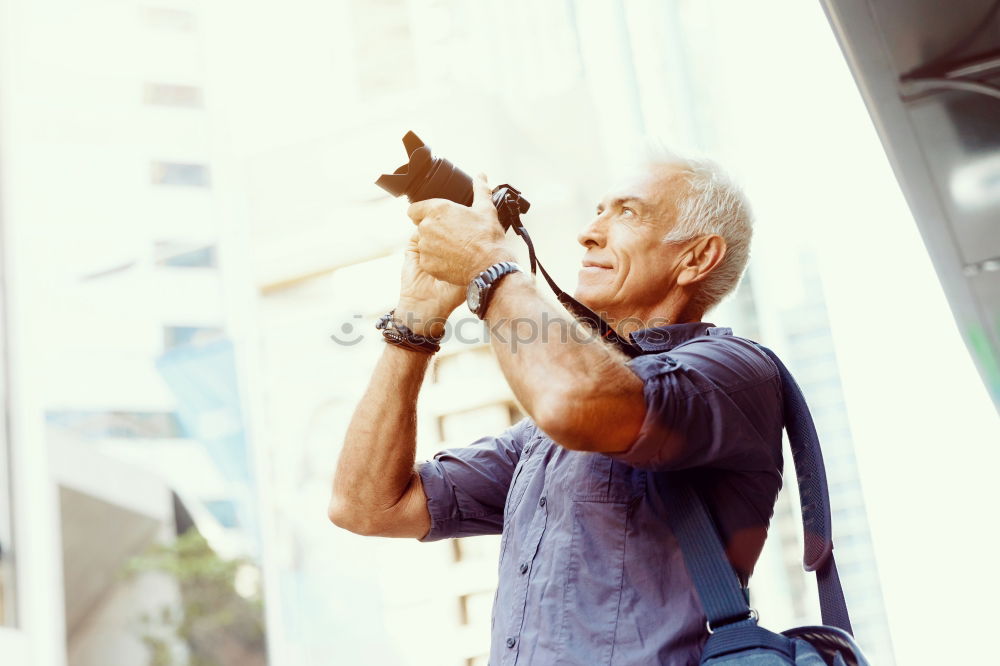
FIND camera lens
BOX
[375,132,474,206]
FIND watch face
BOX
[467,279,482,314]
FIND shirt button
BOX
[539,496,546,507]
[519,562,529,574]
[506,637,516,649]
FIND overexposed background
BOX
[0,1,997,665]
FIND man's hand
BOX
[406,175,515,286]
[397,231,466,338]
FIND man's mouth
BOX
[580,260,613,273]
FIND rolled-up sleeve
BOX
[609,337,782,472]
[417,418,532,542]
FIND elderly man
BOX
[328,156,783,665]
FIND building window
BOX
[45,410,184,439]
[144,83,203,108]
[143,7,196,31]
[151,162,211,187]
[154,242,217,268]
[164,326,224,350]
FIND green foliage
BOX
[125,529,267,666]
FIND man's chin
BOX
[572,288,612,317]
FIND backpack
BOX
[663,343,871,665]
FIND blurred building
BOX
[0,0,260,664]
[4,0,994,665]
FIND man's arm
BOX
[327,344,432,538]
[482,272,645,454]
[328,232,465,538]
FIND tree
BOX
[125,529,267,666]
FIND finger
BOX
[415,241,436,277]
[407,200,430,224]
[408,198,453,224]
[406,230,420,250]
[471,173,495,213]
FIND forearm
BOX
[328,343,431,535]
[483,272,644,452]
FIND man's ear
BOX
[676,235,727,287]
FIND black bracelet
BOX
[376,310,442,354]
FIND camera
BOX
[375,131,530,231]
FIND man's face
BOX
[574,165,690,318]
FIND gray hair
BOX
[651,151,753,314]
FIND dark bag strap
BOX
[663,343,854,635]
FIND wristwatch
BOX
[467,261,522,319]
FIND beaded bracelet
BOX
[376,310,442,354]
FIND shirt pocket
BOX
[555,498,634,665]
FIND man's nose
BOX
[577,214,608,248]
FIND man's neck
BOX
[581,290,702,339]
[606,308,705,339]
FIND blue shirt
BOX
[417,323,784,665]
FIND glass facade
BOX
[203,499,240,528]
[154,241,217,268]
[44,410,184,440]
[163,325,224,350]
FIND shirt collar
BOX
[628,321,732,352]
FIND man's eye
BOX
[622,207,636,217]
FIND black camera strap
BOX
[493,186,643,358]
